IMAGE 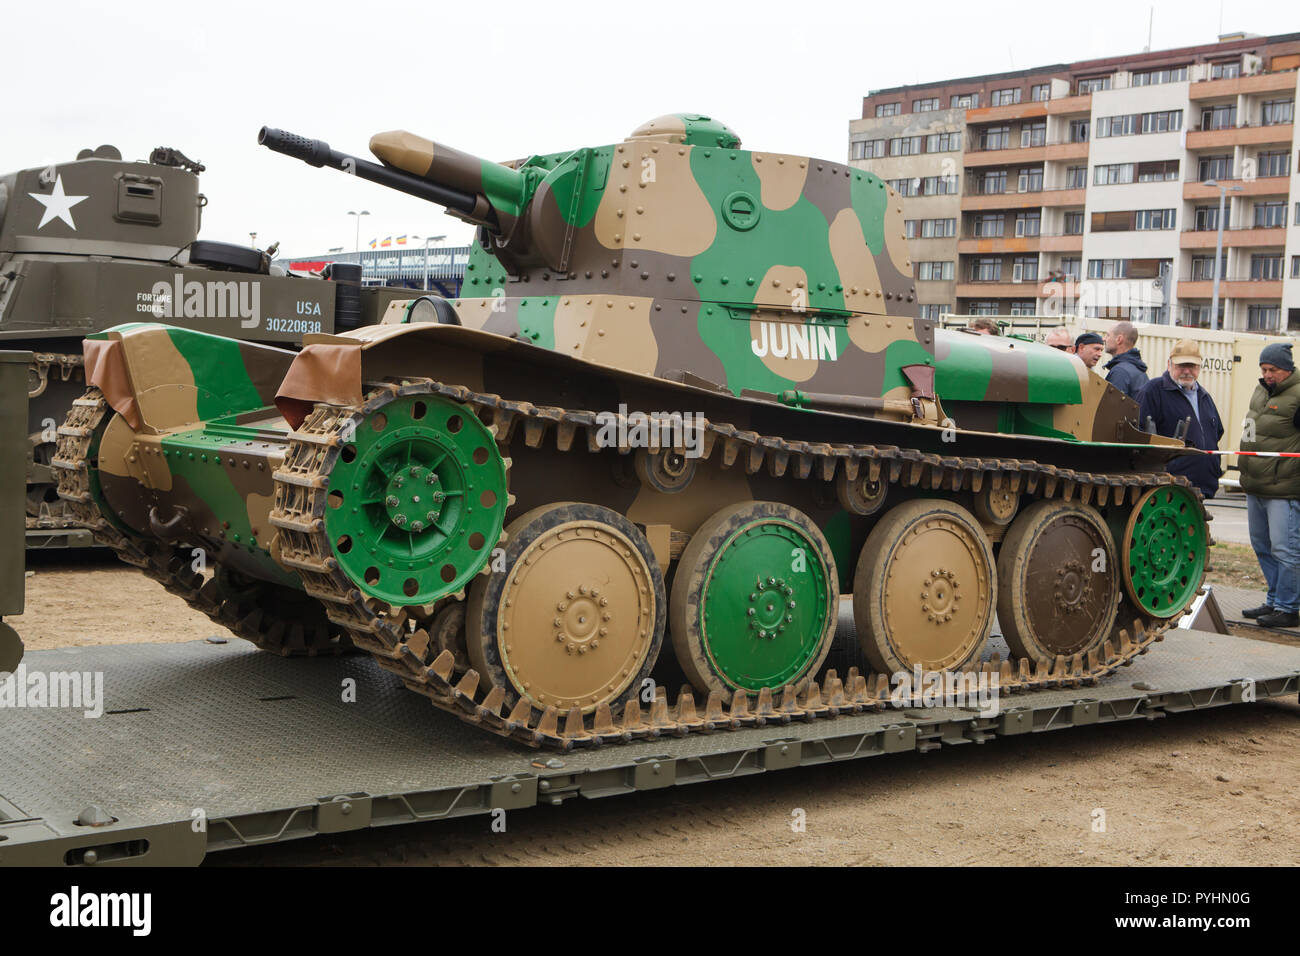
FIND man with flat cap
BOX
[1074,331,1104,371]
[1240,342,1300,628]
[1137,339,1223,498]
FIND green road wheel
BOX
[670,501,838,701]
[1122,484,1207,618]
[324,394,508,607]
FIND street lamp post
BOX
[423,234,446,292]
[1203,180,1243,331]
[347,210,370,266]
[249,231,257,249]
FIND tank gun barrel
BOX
[257,127,492,225]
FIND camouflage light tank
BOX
[54,115,1208,746]
[0,143,409,546]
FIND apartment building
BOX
[849,32,1300,331]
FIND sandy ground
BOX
[12,551,1300,866]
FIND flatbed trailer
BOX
[1,622,1297,867]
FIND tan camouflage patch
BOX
[845,312,911,354]
[625,461,753,536]
[117,328,200,432]
[881,193,912,278]
[752,153,807,211]
[246,491,275,540]
[594,144,716,257]
[626,115,689,145]
[95,413,138,479]
[554,295,658,376]
[749,310,819,382]
[828,208,885,316]
[752,264,810,313]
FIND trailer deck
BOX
[1,623,1297,866]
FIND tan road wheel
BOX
[995,500,1120,664]
[670,501,838,702]
[853,500,996,674]
[466,502,664,716]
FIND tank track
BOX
[57,381,1201,749]
[27,351,89,533]
[265,377,1197,750]
[52,390,351,657]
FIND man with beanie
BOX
[1102,321,1148,400]
[1074,331,1105,370]
[1240,341,1300,628]
[1137,339,1224,498]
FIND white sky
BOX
[6,0,1293,257]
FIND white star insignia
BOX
[29,174,89,230]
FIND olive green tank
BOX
[54,116,1209,746]
[0,143,409,546]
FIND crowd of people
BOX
[963,317,1299,629]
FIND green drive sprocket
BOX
[1121,484,1207,618]
[324,394,508,607]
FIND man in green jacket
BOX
[1240,342,1300,629]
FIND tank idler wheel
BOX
[429,601,470,672]
[466,502,665,717]
[634,447,697,494]
[1122,485,1207,617]
[996,500,1120,664]
[853,500,995,674]
[971,480,1019,526]
[669,501,838,702]
[835,468,888,516]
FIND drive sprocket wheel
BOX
[669,501,838,701]
[465,502,665,716]
[1122,484,1207,617]
[996,500,1120,664]
[853,500,995,673]
[324,394,508,607]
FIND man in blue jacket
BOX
[1103,321,1149,400]
[1137,339,1223,498]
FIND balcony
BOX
[1039,233,1085,252]
[967,101,1049,124]
[1176,278,1284,299]
[1183,176,1291,199]
[964,139,1088,167]
[1179,227,1287,249]
[1189,70,1300,100]
[957,235,1042,254]
[960,188,1049,211]
[955,281,1043,299]
[1045,93,1092,116]
[1185,123,1294,149]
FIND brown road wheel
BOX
[669,501,838,703]
[465,502,664,717]
[853,500,995,674]
[996,500,1120,664]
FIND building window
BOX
[1135,209,1176,230]
[991,87,1022,106]
[1254,201,1287,228]
[1257,150,1290,178]
[1011,256,1039,282]
[875,103,901,117]
[1262,99,1294,126]
[886,178,920,197]
[1030,83,1051,102]
[1293,256,1300,279]
[1248,305,1281,331]
[1020,121,1046,147]
[906,217,957,239]
[1209,60,1241,80]
[852,138,886,160]
[1097,114,1137,138]
[1190,255,1226,281]
[1193,206,1220,231]
[976,125,1011,150]
[1251,254,1284,280]
[1200,103,1236,130]
[971,213,1005,238]
[918,304,950,320]
[1130,65,1188,86]
[921,174,959,195]
[1087,259,1128,279]
[1094,162,1135,185]
[913,97,940,112]
[1066,166,1087,189]
[950,92,979,109]
[925,131,961,152]
[1064,211,1085,235]
[1197,154,1232,182]
[1018,167,1043,192]
[967,301,1001,316]
[1014,211,1041,237]
[889,135,923,156]
[1060,257,1081,279]
[970,257,1002,282]
[978,170,1007,195]
[1137,160,1179,182]
[1008,301,1037,316]
[917,261,955,281]
[1077,76,1111,94]
[1068,119,1090,142]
